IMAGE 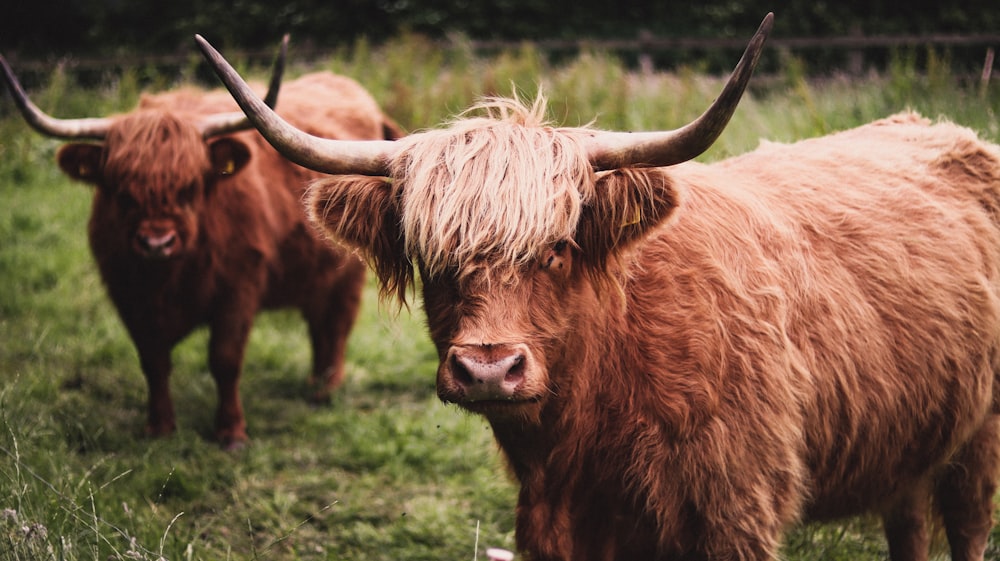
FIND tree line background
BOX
[3,0,999,58]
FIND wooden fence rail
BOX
[2,32,999,73]
[472,33,1000,53]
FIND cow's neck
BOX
[489,284,636,478]
[488,306,663,559]
[485,280,681,558]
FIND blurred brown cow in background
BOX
[198,15,1000,561]
[0,40,404,448]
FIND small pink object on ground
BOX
[486,548,515,561]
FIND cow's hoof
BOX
[308,389,333,405]
[219,437,249,452]
[144,423,176,439]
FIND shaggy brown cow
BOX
[197,15,1000,560]
[1,50,404,448]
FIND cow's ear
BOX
[56,143,104,184]
[307,176,412,302]
[207,138,251,177]
[576,168,679,267]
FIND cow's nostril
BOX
[505,354,525,383]
[450,353,474,386]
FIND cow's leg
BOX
[882,480,931,561]
[304,262,364,403]
[513,488,574,561]
[208,310,254,449]
[671,487,783,560]
[696,525,779,561]
[137,343,175,437]
[934,415,1000,561]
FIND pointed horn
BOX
[195,34,396,176]
[199,33,290,138]
[0,55,112,140]
[262,33,289,108]
[586,12,774,170]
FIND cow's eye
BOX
[541,240,571,269]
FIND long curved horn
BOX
[195,34,396,176]
[0,35,292,142]
[585,12,774,170]
[0,55,113,140]
[198,33,290,138]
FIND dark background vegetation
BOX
[3,0,999,57]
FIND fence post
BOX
[638,29,654,75]
[848,24,864,75]
[981,46,995,98]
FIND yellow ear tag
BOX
[621,207,642,227]
[220,159,235,175]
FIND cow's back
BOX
[633,113,1000,519]
[276,72,392,141]
[138,72,386,135]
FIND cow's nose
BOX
[446,345,526,401]
[135,230,179,258]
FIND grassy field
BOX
[1,37,999,560]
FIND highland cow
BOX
[1,47,404,448]
[197,15,1000,560]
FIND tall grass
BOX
[1,36,999,560]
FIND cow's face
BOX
[56,111,250,260]
[419,237,580,423]
[421,167,679,424]
[308,130,680,424]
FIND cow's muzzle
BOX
[439,343,530,403]
[134,223,181,259]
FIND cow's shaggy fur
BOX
[393,98,593,282]
[57,72,401,447]
[307,98,1000,560]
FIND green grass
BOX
[1,38,999,560]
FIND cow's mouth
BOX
[453,395,544,417]
[139,247,179,260]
